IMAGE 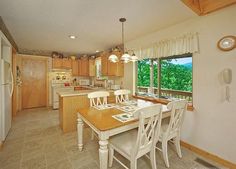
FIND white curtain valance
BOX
[134,32,199,60]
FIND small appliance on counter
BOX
[79,79,90,86]
[111,84,121,90]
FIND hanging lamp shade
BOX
[130,53,138,62]
[120,52,131,63]
[108,54,118,63]
[108,18,137,63]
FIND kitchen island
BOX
[58,89,116,133]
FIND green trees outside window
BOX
[137,55,192,99]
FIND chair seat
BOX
[109,129,138,157]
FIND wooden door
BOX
[21,57,47,109]
[52,58,62,68]
[72,60,79,76]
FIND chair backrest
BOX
[166,100,188,135]
[132,104,162,158]
[87,91,110,107]
[114,89,131,103]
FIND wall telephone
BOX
[223,68,232,84]
[223,68,232,101]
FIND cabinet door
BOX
[52,58,62,68]
[107,61,117,76]
[62,58,72,69]
[79,58,89,76]
[72,60,79,76]
[101,52,108,76]
[89,59,95,76]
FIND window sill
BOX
[133,95,194,111]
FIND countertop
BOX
[57,88,114,97]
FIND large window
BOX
[136,54,192,102]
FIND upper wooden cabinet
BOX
[89,59,96,76]
[62,58,72,69]
[72,60,79,76]
[52,58,72,69]
[52,58,62,68]
[100,51,124,77]
[101,52,109,76]
[78,57,89,76]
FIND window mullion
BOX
[158,58,161,97]
[150,59,154,94]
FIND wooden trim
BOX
[0,141,3,150]
[181,0,236,16]
[133,95,194,111]
[181,0,202,15]
[199,0,236,15]
[181,141,236,168]
[12,47,17,117]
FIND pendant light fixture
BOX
[108,18,137,63]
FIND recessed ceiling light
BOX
[69,35,77,39]
[95,50,99,53]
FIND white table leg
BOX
[77,114,84,151]
[99,139,109,169]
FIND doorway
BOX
[21,55,48,109]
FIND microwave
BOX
[79,79,90,86]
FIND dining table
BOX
[77,99,171,169]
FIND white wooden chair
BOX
[114,89,131,103]
[156,100,188,168]
[109,104,163,169]
[87,91,110,140]
[87,91,110,106]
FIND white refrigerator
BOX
[0,43,13,142]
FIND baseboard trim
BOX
[181,141,236,169]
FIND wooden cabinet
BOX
[52,58,72,69]
[100,51,124,77]
[89,59,95,76]
[78,57,89,76]
[52,58,62,68]
[62,58,72,69]
[101,52,109,76]
[72,60,79,76]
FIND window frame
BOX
[136,53,193,103]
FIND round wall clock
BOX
[217,35,236,51]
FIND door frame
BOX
[19,54,49,108]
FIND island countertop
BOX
[57,88,115,97]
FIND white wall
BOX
[124,5,236,163]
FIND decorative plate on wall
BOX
[217,35,236,51]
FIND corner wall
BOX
[124,5,236,163]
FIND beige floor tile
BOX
[21,154,46,169]
[45,148,68,165]
[47,159,73,169]
[0,151,22,168]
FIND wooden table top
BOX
[77,99,170,131]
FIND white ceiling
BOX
[0,0,196,55]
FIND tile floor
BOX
[0,108,226,169]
